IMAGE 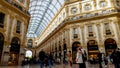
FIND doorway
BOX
[8,37,20,65]
[87,40,99,59]
[104,38,117,55]
[72,42,80,63]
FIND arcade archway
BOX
[87,40,99,59]
[8,37,20,65]
[0,33,4,62]
[72,42,80,63]
[25,50,32,58]
[104,38,117,55]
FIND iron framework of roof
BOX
[27,0,65,38]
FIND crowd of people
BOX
[21,47,120,68]
[96,48,120,68]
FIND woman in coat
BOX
[67,51,72,68]
[76,46,86,68]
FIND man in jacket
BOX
[39,49,45,68]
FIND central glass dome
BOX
[27,0,65,37]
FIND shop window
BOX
[0,12,5,28]
[105,23,111,35]
[73,28,78,38]
[16,20,21,34]
[88,26,93,37]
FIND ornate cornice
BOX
[64,8,119,23]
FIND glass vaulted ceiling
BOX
[27,0,65,37]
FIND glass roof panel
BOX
[27,0,65,37]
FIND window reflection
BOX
[88,26,93,37]
[0,12,5,28]
[73,28,78,38]
[104,23,111,35]
[16,21,21,34]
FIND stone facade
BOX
[33,0,120,62]
[0,0,30,65]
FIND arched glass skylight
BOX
[27,0,65,38]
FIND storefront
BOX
[87,40,99,59]
[8,37,20,65]
[72,42,80,63]
[104,38,117,55]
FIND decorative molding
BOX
[64,8,118,22]
[87,36,96,40]
[4,51,9,55]
[104,34,115,38]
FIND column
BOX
[1,41,10,65]
[96,23,105,53]
[81,26,86,48]
[113,21,120,48]
[1,15,14,65]
[67,29,72,51]
[69,28,73,48]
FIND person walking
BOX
[39,49,45,68]
[97,51,103,68]
[76,46,86,68]
[48,52,54,68]
[116,48,120,67]
[110,49,120,68]
[67,51,72,68]
[103,54,108,68]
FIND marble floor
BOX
[0,62,114,68]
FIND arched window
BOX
[27,39,33,48]
[105,38,117,54]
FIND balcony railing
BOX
[5,0,30,15]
